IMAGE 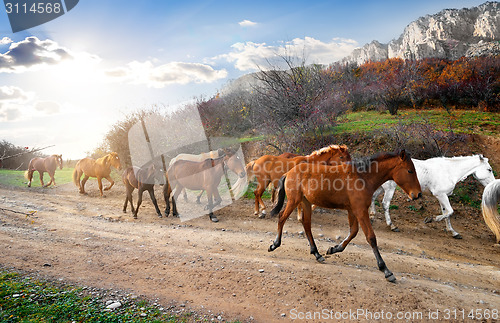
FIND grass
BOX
[0,168,122,188]
[0,271,194,323]
[336,109,500,137]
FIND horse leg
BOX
[162,181,172,217]
[327,210,359,254]
[103,175,114,191]
[300,198,324,262]
[269,194,301,252]
[429,194,461,239]
[97,176,104,196]
[27,170,33,187]
[44,172,54,187]
[381,185,398,232]
[123,185,134,214]
[358,209,396,283]
[369,186,383,216]
[134,187,145,218]
[254,179,269,218]
[38,171,45,187]
[147,187,162,218]
[80,175,89,194]
[196,190,204,204]
[206,187,218,222]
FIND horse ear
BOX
[479,154,484,161]
[399,149,407,160]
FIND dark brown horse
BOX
[122,164,165,218]
[269,150,422,282]
[247,145,351,217]
[164,153,245,222]
[72,152,122,196]
[25,154,63,187]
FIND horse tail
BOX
[72,162,81,186]
[24,159,34,179]
[270,175,287,217]
[481,179,500,244]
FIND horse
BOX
[369,155,495,238]
[247,145,351,218]
[170,149,244,203]
[25,154,63,187]
[481,179,500,245]
[72,152,122,196]
[122,163,165,219]
[164,153,245,222]
[269,150,422,282]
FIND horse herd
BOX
[23,144,500,282]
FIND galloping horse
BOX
[25,154,63,187]
[481,179,500,245]
[248,145,351,218]
[122,164,165,218]
[72,152,122,196]
[165,153,246,222]
[269,150,422,282]
[370,155,495,238]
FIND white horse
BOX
[370,155,495,239]
[481,179,500,245]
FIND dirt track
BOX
[1,180,499,322]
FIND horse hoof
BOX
[424,216,433,224]
[385,273,396,283]
[268,245,275,252]
[258,213,265,219]
[452,233,462,239]
[326,246,336,255]
[391,226,400,232]
[316,256,325,263]
[209,215,219,222]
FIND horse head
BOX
[391,150,422,201]
[473,155,495,186]
[326,144,351,166]
[55,154,63,169]
[224,153,246,178]
[108,152,122,170]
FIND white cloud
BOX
[239,20,257,27]
[34,101,60,114]
[0,37,12,45]
[105,60,228,88]
[0,86,65,121]
[213,37,359,71]
[0,36,74,73]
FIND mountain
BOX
[343,1,500,65]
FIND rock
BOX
[258,269,264,273]
[343,2,500,64]
[106,301,122,310]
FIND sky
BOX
[0,0,490,159]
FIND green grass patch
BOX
[243,181,272,200]
[0,270,193,323]
[0,167,74,188]
[336,109,500,137]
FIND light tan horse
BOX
[72,152,122,196]
[247,145,351,217]
[25,154,63,187]
[269,150,422,282]
[481,179,500,245]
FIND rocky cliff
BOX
[343,1,499,64]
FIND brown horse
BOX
[269,150,422,282]
[164,153,245,222]
[122,164,165,218]
[72,152,122,196]
[248,145,351,217]
[25,154,63,187]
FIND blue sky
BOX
[0,0,490,159]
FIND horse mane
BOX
[308,144,348,157]
[351,151,407,172]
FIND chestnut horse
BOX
[72,152,122,196]
[248,145,351,218]
[164,153,245,222]
[25,154,63,187]
[122,164,165,218]
[269,150,422,282]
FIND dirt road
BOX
[0,180,499,322]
